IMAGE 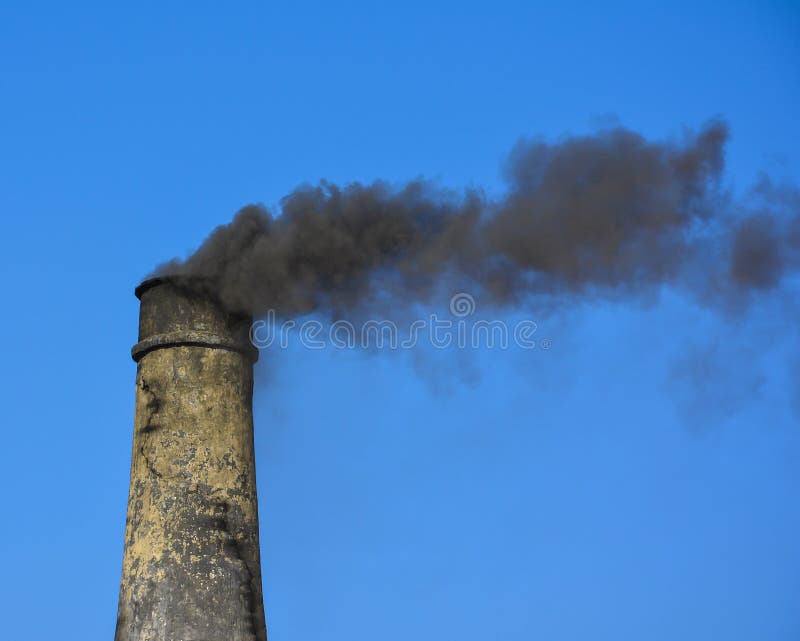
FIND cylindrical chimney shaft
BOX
[115,277,267,641]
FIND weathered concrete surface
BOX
[115,278,267,641]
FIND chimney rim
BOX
[135,275,213,300]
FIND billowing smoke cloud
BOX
[157,120,799,319]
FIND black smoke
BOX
[157,120,799,319]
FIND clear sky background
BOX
[1,2,798,640]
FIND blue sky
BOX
[1,2,798,640]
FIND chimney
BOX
[115,277,267,641]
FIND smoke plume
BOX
[157,120,799,319]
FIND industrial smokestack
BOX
[115,277,267,641]
[114,120,797,638]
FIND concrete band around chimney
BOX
[131,330,258,363]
